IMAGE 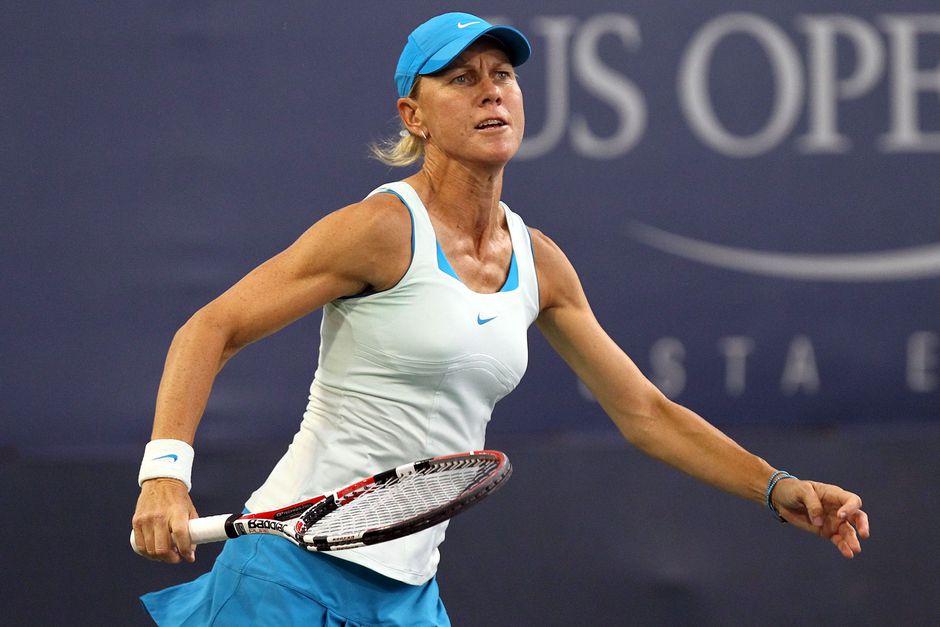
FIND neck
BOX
[407,150,506,240]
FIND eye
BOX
[495,70,512,81]
[452,74,471,85]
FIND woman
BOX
[132,12,869,626]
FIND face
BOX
[402,39,525,168]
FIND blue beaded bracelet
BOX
[765,470,798,523]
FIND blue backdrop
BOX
[2,2,938,625]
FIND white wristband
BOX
[138,439,195,492]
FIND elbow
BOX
[173,306,244,367]
[609,385,674,448]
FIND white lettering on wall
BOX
[678,13,804,157]
[718,336,756,396]
[780,335,820,395]
[907,331,939,392]
[515,16,577,159]
[570,14,648,159]
[515,12,940,159]
[651,337,687,398]
[878,15,940,152]
[577,332,936,405]
[796,15,885,153]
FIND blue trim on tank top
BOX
[436,240,460,281]
[436,241,518,292]
[526,225,539,309]
[503,247,519,291]
[384,187,518,294]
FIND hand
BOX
[132,478,198,563]
[771,478,870,559]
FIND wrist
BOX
[140,477,189,490]
[138,439,195,492]
[765,470,798,523]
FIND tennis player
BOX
[132,12,869,626]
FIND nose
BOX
[480,76,502,106]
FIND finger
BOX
[798,483,825,528]
[171,515,195,563]
[839,520,862,554]
[851,509,871,539]
[836,516,866,557]
[836,493,863,520]
[131,523,147,556]
[153,518,182,564]
[188,506,200,562]
[827,522,855,559]
[831,533,855,559]
[142,521,157,558]
[142,523,165,561]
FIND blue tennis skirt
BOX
[140,534,450,626]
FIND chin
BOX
[479,142,521,166]
[443,138,520,168]
[473,153,516,169]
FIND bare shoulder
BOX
[318,192,412,248]
[293,191,413,293]
[528,226,559,256]
[528,227,587,313]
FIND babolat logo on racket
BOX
[246,519,286,534]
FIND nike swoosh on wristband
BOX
[457,21,480,29]
[152,454,179,462]
[477,314,497,325]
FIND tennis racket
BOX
[131,449,510,554]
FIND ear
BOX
[397,97,423,138]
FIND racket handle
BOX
[189,514,234,544]
[130,513,234,555]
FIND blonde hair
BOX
[369,130,425,167]
[370,79,425,167]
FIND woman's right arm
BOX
[131,195,412,563]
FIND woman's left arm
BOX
[530,228,870,558]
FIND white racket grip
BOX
[130,513,234,555]
[188,514,234,544]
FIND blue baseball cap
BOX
[395,12,531,98]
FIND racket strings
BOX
[304,459,499,539]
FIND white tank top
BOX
[245,181,540,584]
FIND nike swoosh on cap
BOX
[457,21,481,29]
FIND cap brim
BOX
[418,25,531,76]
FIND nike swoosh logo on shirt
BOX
[457,21,481,29]
[477,314,497,325]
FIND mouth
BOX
[475,118,508,131]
